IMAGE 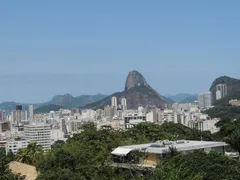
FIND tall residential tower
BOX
[198,91,213,109]
[111,96,117,109]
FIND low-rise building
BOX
[6,139,29,154]
[111,140,228,169]
[229,99,240,106]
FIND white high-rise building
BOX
[29,104,34,120]
[24,123,51,152]
[216,84,227,100]
[111,96,117,108]
[198,91,212,109]
[216,90,222,100]
[121,97,127,111]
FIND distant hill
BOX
[0,94,107,114]
[82,70,168,109]
[49,93,107,108]
[209,76,240,105]
[162,96,175,104]
[0,102,42,114]
[180,95,198,103]
[165,93,196,103]
[34,104,63,114]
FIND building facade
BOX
[6,139,30,154]
[24,123,51,152]
[216,84,227,100]
[0,111,7,122]
[111,96,117,109]
[121,97,127,111]
[198,92,212,109]
[29,104,34,120]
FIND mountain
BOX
[49,93,107,108]
[210,76,240,105]
[82,70,168,109]
[162,96,175,104]
[165,93,196,103]
[34,104,63,114]
[0,102,42,114]
[180,95,198,103]
[0,94,107,113]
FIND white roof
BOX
[111,147,133,156]
[112,140,228,156]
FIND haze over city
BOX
[1,0,240,102]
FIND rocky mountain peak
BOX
[124,70,148,91]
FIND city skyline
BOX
[1,1,240,102]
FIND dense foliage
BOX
[152,151,240,180]
[0,148,23,180]
[21,122,237,180]
[15,142,44,166]
[204,105,240,120]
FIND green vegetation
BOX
[0,148,23,180]
[23,122,237,179]
[15,142,44,166]
[153,151,240,180]
[5,121,239,179]
[204,106,240,120]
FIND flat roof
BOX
[112,140,228,156]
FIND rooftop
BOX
[111,140,228,156]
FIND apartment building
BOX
[24,123,51,152]
[6,139,29,154]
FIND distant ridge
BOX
[165,93,196,103]
[0,94,107,113]
[34,104,63,114]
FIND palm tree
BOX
[15,142,43,166]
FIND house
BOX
[110,140,228,169]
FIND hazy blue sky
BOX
[0,0,240,102]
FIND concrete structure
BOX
[6,139,30,154]
[124,112,147,129]
[104,106,115,119]
[216,90,222,100]
[229,99,240,106]
[24,123,51,152]
[111,140,228,168]
[188,118,219,133]
[11,105,27,125]
[111,96,117,109]
[29,104,34,120]
[198,92,212,109]
[51,129,64,142]
[0,110,7,122]
[216,84,227,100]
[0,121,11,133]
[0,141,7,148]
[121,97,127,111]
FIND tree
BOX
[0,148,23,180]
[226,127,240,156]
[15,142,43,166]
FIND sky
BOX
[0,0,240,102]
